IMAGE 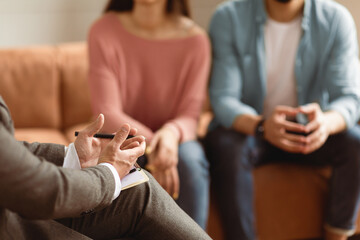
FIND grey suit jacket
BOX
[0,96,115,239]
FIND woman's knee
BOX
[178,141,208,170]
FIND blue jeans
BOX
[138,140,210,229]
[204,126,360,240]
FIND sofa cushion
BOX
[0,46,61,129]
[57,43,92,130]
[254,164,331,239]
[15,128,69,145]
[207,164,332,240]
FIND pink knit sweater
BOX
[88,13,210,143]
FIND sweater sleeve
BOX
[164,35,211,143]
[87,21,154,140]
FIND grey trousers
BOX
[57,171,211,240]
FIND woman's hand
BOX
[145,127,180,198]
[151,166,180,199]
[147,127,179,171]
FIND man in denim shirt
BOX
[204,0,360,239]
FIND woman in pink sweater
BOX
[88,0,210,229]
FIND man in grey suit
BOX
[0,96,211,240]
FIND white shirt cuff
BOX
[99,163,122,201]
[63,143,121,201]
[63,143,81,169]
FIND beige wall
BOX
[0,0,108,48]
[0,0,359,48]
[337,0,360,47]
[192,0,224,30]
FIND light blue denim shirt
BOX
[209,0,360,130]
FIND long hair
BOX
[104,0,191,18]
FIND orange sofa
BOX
[1,43,359,240]
[0,43,91,145]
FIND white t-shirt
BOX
[263,16,302,118]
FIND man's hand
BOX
[74,114,139,168]
[299,103,330,154]
[264,106,307,153]
[98,124,146,179]
[74,114,107,168]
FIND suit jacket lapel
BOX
[0,96,14,135]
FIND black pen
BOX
[74,131,142,173]
[75,131,134,139]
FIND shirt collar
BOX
[301,0,311,31]
[255,0,267,24]
[256,0,311,31]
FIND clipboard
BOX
[121,168,149,190]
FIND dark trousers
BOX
[57,172,211,240]
[204,125,360,240]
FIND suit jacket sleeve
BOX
[20,141,65,166]
[0,122,115,220]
